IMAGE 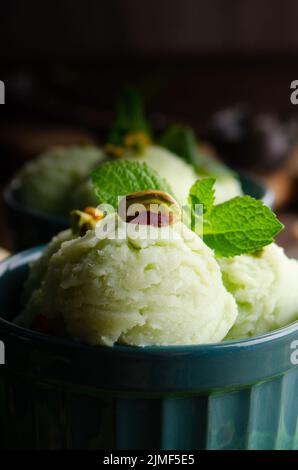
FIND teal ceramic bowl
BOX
[4,174,274,251]
[0,247,297,450]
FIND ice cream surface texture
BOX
[22,230,73,305]
[219,243,298,339]
[125,145,243,204]
[18,146,104,215]
[70,145,197,208]
[71,145,242,209]
[19,229,73,328]
[124,145,197,204]
[21,215,237,346]
[211,175,242,206]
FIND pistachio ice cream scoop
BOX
[124,145,197,204]
[17,89,242,218]
[70,145,198,209]
[219,243,298,339]
[19,229,74,327]
[20,204,237,346]
[71,144,242,210]
[18,145,104,215]
[125,145,243,204]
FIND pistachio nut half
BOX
[119,190,181,227]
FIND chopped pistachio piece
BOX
[124,131,151,154]
[71,207,105,236]
[105,143,125,158]
[105,131,151,158]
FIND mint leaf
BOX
[160,124,234,178]
[188,178,284,257]
[92,160,174,208]
[107,87,151,148]
[204,196,284,257]
[188,177,216,214]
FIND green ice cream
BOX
[123,145,197,204]
[19,229,73,327]
[18,145,104,215]
[71,145,242,209]
[124,145,242,204]
[20,163,287,345]
[218,243,298,339]
[20,215,237,346]
[159,124,243,204]
[17,90,242,217]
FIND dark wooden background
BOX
[2,1,298,60]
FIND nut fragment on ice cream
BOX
[18,146,104,215]
[20,215,237,346]
[218,243,298,339]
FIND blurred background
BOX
[1,0,298,255]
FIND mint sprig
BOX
[189,178,284,257]
[160,124,234,178]
[92,160,283,259]
[92,160,174,208]
[107,87,151,149]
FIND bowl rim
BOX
[0,245,297,355]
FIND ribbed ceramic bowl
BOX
[0,247,297,450]
[4,174,274,251]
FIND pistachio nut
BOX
[105,131,151,158]
[123,131,151,154]
[71,207,105,236]
[119,190,180,227]
[105,143,125,158]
